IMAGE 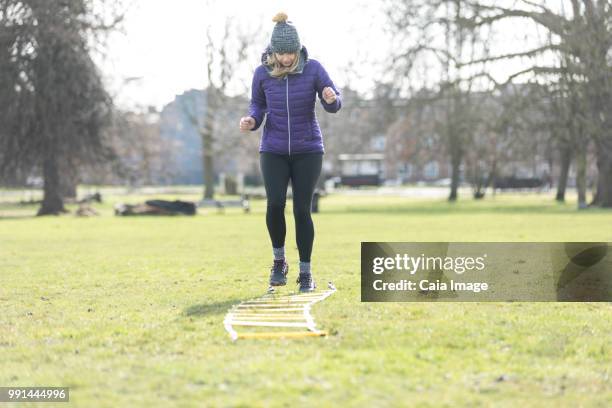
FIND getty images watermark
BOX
[361,242,612,302]
[371,252,489,293]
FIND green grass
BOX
[1,190,611,407]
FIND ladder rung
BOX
[237,331,327,339]
[230,321,310,328]
[233,308,304,312]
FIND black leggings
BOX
[260,152,323,263]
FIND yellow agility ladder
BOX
[224,282,336,340]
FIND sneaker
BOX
[269,259,289,286]
[296,273,316,293]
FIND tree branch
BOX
[503,65,566,84]
[464,2,568,37]
[457,44,564,67]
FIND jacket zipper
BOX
[286,76,291,155]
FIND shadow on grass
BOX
[0,214,38,220]
[183,299,240,317]
[320,203,610,215]
[0,201,38,219]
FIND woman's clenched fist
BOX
[239,116,256,132]
[322,87,337,104]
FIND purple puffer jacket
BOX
[248,46,342,155]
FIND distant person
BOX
[239,12,342,292]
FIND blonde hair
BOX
[265,52,300,78]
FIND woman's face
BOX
[275,52,297,67]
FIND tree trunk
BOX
[472,162,485,199]
[486,157,497,197]
[202,132,215,200]
[591,147,612,207]
[448,151,461,202]
[38,156,66,215]
[575,146,587,209]
[555,145,572,202]
[202,89,216,200]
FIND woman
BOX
[239,12,342,292]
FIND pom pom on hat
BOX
[272,12,288,23]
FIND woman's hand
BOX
[239,116,256,132]
[322,87,337,104]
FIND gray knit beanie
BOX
[269,12,301,54]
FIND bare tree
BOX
[181,15,258,200]
[385,0,485,201]
[449,0,612,207]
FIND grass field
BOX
[1,189,611,407]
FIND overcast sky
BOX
[97,0,548,112]
[98,0,389,110]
